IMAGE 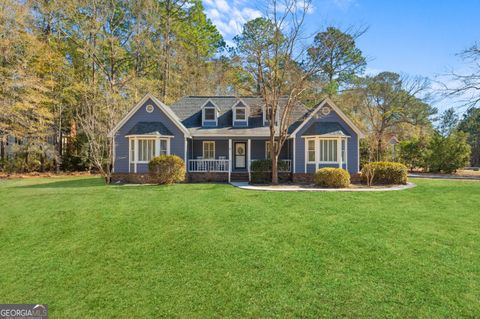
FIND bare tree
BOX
[442,43,480,108]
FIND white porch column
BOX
[247,139,251,181]
[228,139,232,182]
[134,138,138,173]
[337,137,342,168]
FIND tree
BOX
[426,131,471,173]
[437,107,459,136]
[233,17,277,94]
[398,138,428,170]
[350,72,436,161]
[458,107,480,166]
[308,26,366,96]
[443,43,480,107]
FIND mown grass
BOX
[0,177,479,318]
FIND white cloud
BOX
[202,0,263,38]
[331,0,356,10]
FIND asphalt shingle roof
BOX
[127,122,173,136]
[169,96,309,136]
[302,122,350,137]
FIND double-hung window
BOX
[129,137,170,164]
[203,141,215,159]
[306,138,346,164]
[138,139,156,162]
[204,108,215,121]
[235,108,246,121]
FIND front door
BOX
[234,142,246,169]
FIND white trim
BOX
[184,137,188,172]
[108,93,190,138]
[262,104,280,126]
[247,139,251,181]
[125,134,174,138]
[292,136,296,173]
[291,98,365,138]
[357,137,360,173]
[201,99,220,126]
[305,136,347,168]
[202,141,215,159]
[232,99,249,125]
[128,136,170,166]
[228,139,232,182]
[112,135,116,173]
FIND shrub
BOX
[250,159,289,172]
[314,168,350,188]
[361,162,408,185]
[398,138,428,170]
[148,155,186,184]
[250,159,290,184]
[425,131,471,174]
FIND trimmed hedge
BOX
[361,161,408,185]
[250,159,290,184]
[314,168,350,188]
[148,155,186,184]
[250,159,290,172]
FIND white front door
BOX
[235,142,246,169]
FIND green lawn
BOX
[0,177,479,318]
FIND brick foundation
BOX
[188,172,229,183]
[292,173,314,184]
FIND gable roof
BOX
[108,93,190,138]
[290,98,365,138]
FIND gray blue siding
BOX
[113,98,186,173]
[294,110,359,174]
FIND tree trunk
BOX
[271,154,278,184]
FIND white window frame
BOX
[304,136,347,168]
[265,141,279,159]
[202,141,215,159]
[232,100,249,124]
[234,107,247,122]
[127,136,172,170]
[201,99,219,126]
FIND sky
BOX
[202,0,480,112]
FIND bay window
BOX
[128,137,170,166]
[306,137,347,166]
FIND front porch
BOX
[186,137,292,182]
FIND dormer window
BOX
[204,108,216,121]
[232,100,249,127]
[201,100,219,126]
[263,105,279,126]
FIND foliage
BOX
[398,138,428,170]
[425,131,471,173]
[314,168,350,188]
[437,107,459,136]
[361,161,408,185]
[148,155,186,184]
[250,159,290,172]
[308,27,366,95]
[458,107,480,166]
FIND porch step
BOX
[230,172,249,182]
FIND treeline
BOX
[0,0,478,176]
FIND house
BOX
[109,94,364,183]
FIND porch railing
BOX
[188,159,229,172]
[251,159,292,172]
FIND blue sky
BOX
[202,0,480,112]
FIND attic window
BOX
[235,108,246,121]
[204,108,215,121]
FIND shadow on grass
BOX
[14,177,105,189]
